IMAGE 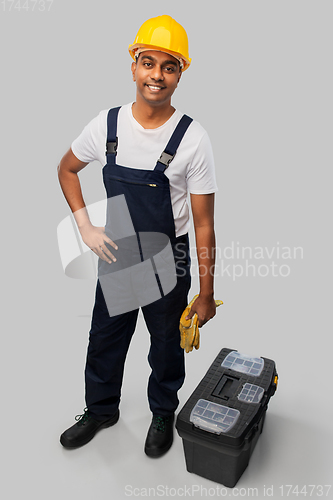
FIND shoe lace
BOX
[152,415,169,432]
[75,407,90,425]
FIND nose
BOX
[151,64,164,81]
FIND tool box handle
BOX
[212,374,240,400]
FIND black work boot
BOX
[60,407,119,449]
[144,414,174,458]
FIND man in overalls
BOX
[58,15,218,458]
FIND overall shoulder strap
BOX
[106,106,121,163]
[155,114,193,172]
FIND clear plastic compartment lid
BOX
[237,383,264,404]
[189,398,240,435]
[221,351,264,377]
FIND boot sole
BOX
[60,409,120,449]
[144,437,173,458]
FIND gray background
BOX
[1,0,332,498]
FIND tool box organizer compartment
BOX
[176,348,278,488]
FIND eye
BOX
[143,62,152,67]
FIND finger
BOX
[185,308,195,320]
[92,247,113,264]
[101,228,118,250]
[100,245,117,262]
[103,239,119,258]
[188,295,199,308]
[196,314,205,327]
[104,236,118,251]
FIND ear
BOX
[131,61,137,82]
[177,71,182,84]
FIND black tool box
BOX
[176,348,278,488]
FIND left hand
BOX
[185,294,217,327]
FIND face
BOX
[131,50,182,107]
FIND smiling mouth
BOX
[146,84,166,91]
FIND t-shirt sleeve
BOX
[186,131,218,194]
[71,113,101,163]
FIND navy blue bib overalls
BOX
[85,107,193,419]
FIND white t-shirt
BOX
[71,103,218,237]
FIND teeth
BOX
[148,85,162,90]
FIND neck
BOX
[132,97,175,129]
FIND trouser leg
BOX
[85,280,139,420]
[141,236,191,416]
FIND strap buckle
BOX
[106,138,118,155]
[158,151,175,167]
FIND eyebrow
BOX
[140,55,178,67]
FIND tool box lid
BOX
[221,351,264,377]
[176,348,278,448]
[190,399,240,435]
[237,383,265,404]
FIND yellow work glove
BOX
[179,294,223,353]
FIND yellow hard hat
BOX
[128,15,191,71]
